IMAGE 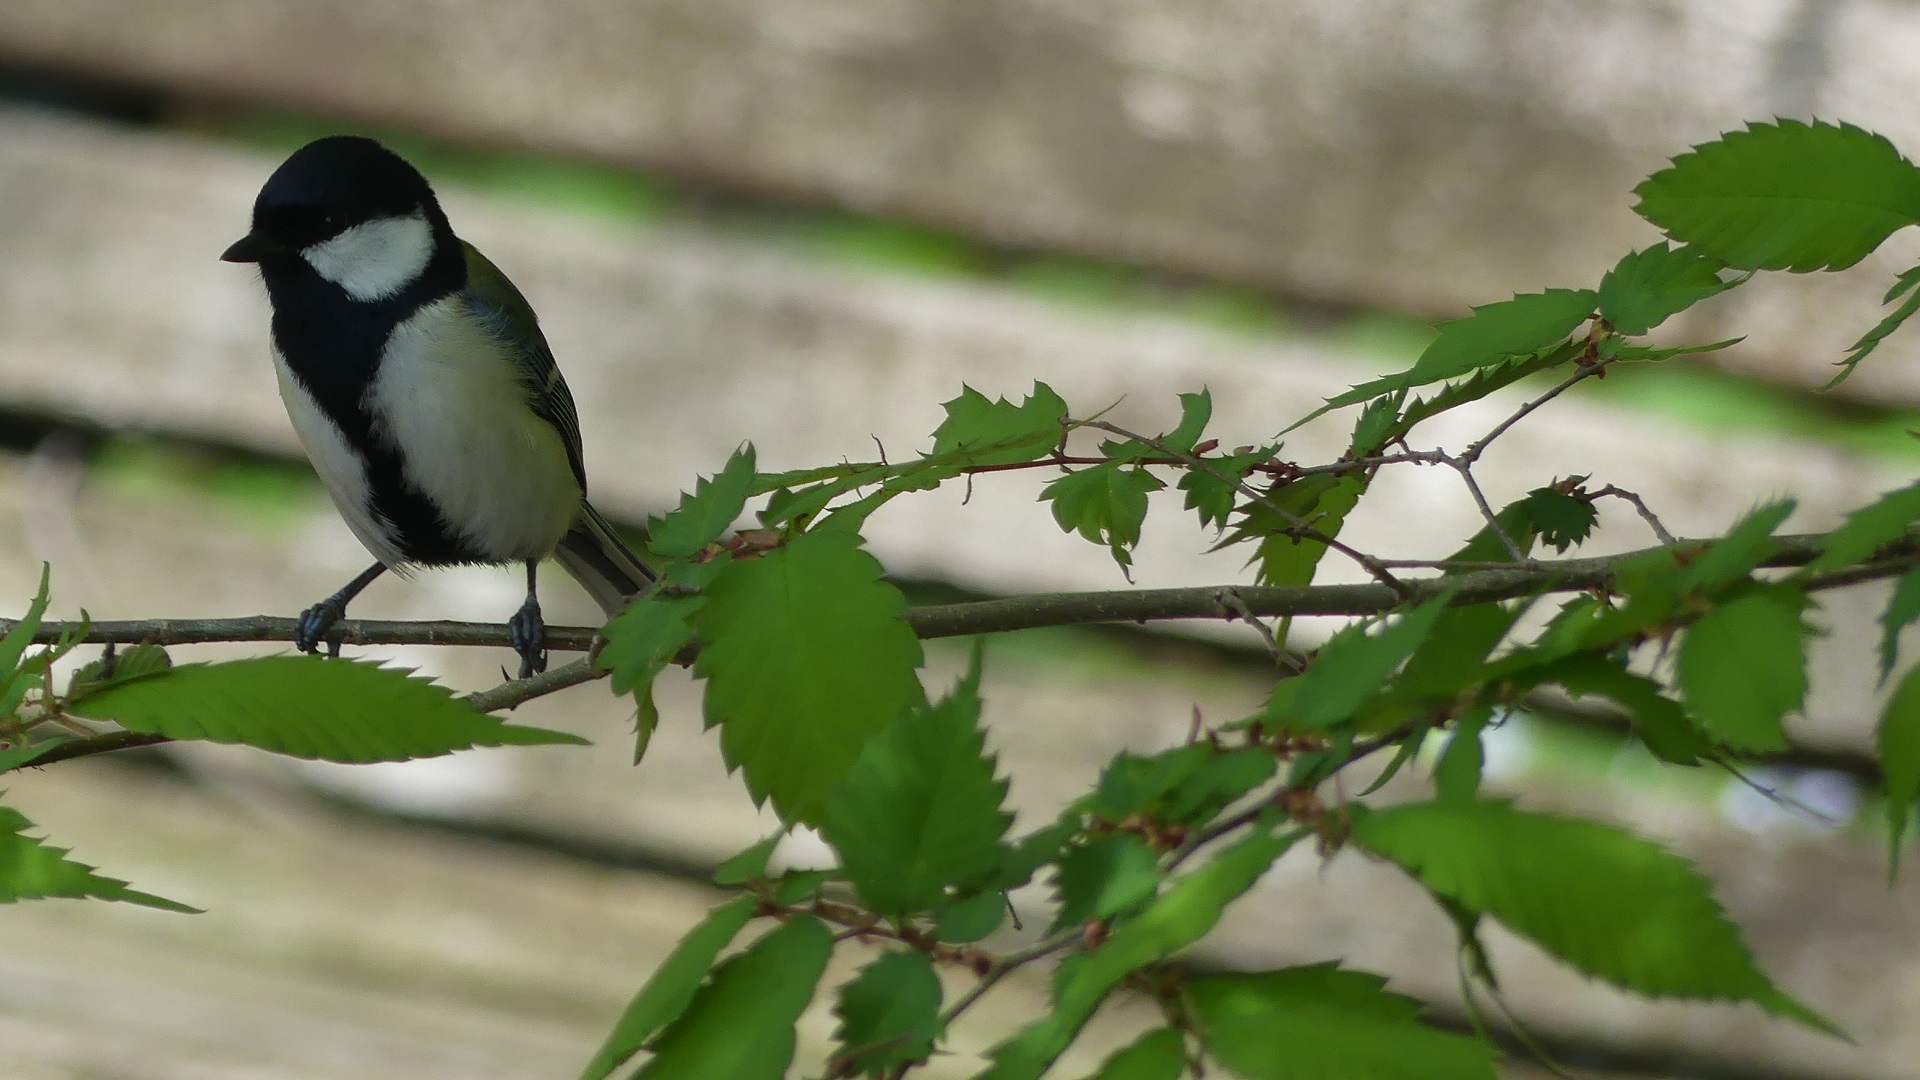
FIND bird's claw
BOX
[295,599,347,656]
[508,597,548,681]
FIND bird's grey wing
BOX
[459,241,589,493]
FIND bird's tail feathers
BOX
[557,501,657,616]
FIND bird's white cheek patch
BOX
[301,211,434,302]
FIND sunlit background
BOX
[1,3,1918,1078]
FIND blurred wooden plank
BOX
[0,454,1915,1078]
[0,108,1907,758]
[5,1,1920,402]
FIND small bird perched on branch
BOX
[221,136,654,679]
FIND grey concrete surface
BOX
[6,1,1920,401]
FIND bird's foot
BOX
[508,595,548,681]
[295,598,347,658]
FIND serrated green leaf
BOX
[577,896,759,1080]
[1092,744,1209,821]
[1049,834,1163,933]
[712,834,782,886]
[1677,499,1797,594]
[1676,588,1809,753]
[1830,264,1920,388]
[1044,463,1165,571]
[1410,289,1597,385]
[1397,604,1522,698]
[1348,393,1406,457]
[931,383,1069,466]
[1168,390,1212,452]
[630,916,834,1080]
[65,643,172,702]
[0,802,197,912]
[597,584,706,762]
[1221,475,1365,590]
[934,888,1008,943]
[1159,749,1278,825]
[1880,567,1920,683]
[1191,965,1497,1080]
[1807,479,1920,575]
[770,869,832,906]
[1881,665,1920,867]
[0,564,50,679]
[1634,119,1920,272]
[981,827,1302,1080]
[1598,243,1737,336]
[1072,1028,1186,1080]
[66,657,586,763]
[1435,708,1490,803]
[1307,293,1595,418]
[822,648,1009,914]
[1265,595,1454,732]
[696,528,924,826]
[1536,655,1708,766]
[1178,449,1270,535]
[1601,335,1747,363]
[1353,799,1832,1031]
[0,740,71,773]
[832,951,943,1076]
[1517,487,1599,554]
[650,445,757,558]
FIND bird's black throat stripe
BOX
[261,253,493,567]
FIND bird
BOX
[220,135,655,680]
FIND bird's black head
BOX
[222,136,459,302]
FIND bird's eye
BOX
[321,212,341,229]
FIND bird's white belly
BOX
[367,296,581,562]
[272,346,410,568]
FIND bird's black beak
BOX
[220,232,281,263]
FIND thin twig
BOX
[1593,485,1679,545]
[1460,357,1612,465]
[1434,452,1528,562]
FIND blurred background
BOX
[2,1,1920,1077]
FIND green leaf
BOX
[1635,119,1920,272]
[930,383,1069,466]
[1191,965,1497,1080]
[1177,449,1270,534]
[1879,567,1920,682]
[1049,834,1163,933]
[1221,475,1365,589]
[650,445,757,558]
[1434,708,1490,802]
[1159,749,1278,825]
[0,564,50,679]
[577,896,759,1080]
[1806,479,1920,575]
[1877,665,1920,865]
[65,643,173,701]
[1410,289,1597,386]
[1072,1028,1186,1080]
[1352,799,1832,1031]
[1311,292,1595,416]
[1598,243,1737,336]
[1676,588,1809,753]
[824,650,1010,916]
[596,570,710,762]
[1167,390,1213,452]
[1265,595,1453,731]
[980,827,1302,1080]
[1348,393,1406,457]
[934,889,1008,943]
[0,802,198,912]
[696,528,925,826]
[832,951,943,1076]
[630,916,834,1080]
[1091,744,1209,821]
[66,657,587,763]
[1043,463,1165,571]
[1830,264,1920,388]
[712,834,782,887]
[1517,486,1598,553]
[1538,655,1708,766]
[1676,499,1797,594]
[0,740,72,773]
